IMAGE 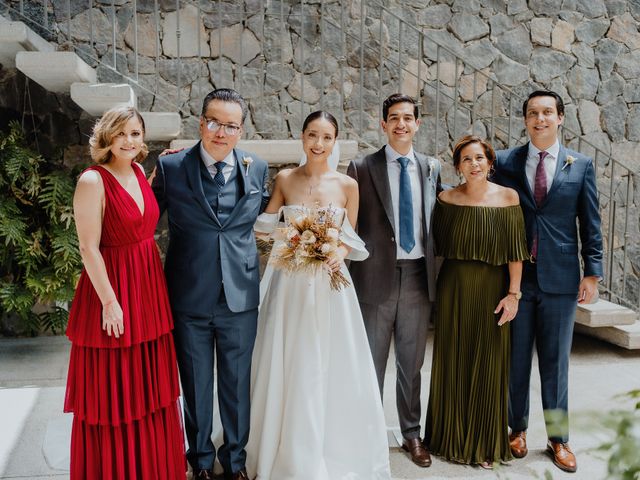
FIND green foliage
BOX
[0,121,83,335]
[595,390,640,480]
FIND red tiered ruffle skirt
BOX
[64,332,185,479]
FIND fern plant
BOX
[0,121,83,335]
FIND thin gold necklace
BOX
[303,172,322,195]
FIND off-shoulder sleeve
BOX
[505,206,529,263]
[340,215,369,261]
[435,202,528,265]
[254,210,281,234]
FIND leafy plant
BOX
[0,121,83,335]
[596,390,640,480]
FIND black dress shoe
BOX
[194,469,214,479]
[225,468,250,480]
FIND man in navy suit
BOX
[152,89,269,480]
[493,90,603,473]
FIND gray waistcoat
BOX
[200,160,241,225]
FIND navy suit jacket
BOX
[153,143,269,314]
[494,143,603,294]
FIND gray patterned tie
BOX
[214,161,226,188]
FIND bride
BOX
[245,111,391,479]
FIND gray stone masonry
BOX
[1,0,639,309]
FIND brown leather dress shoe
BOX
[401,438,432,467]
[509,430,528,458]
[547,440,577,473]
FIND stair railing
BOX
[1,0,637,312]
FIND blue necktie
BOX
[397,156,415,253]
[213,161,226,188]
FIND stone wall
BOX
[387,0,640,170]
[2,0,638,307]
[5,1,640,170]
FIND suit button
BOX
[391,237,395,242]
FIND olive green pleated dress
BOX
[424,199,529,465]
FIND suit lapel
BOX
[185,142,222,226]
[416,152,431,234]
[222,149,252,227]
[234,148,248,197]
[369,147,395,231]
[514,144,535,208]
[545,144,568,203]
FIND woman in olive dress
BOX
[424,135,529,469]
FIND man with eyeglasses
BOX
[152,88,269,480]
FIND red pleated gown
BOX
[65,165,185,479]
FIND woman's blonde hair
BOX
[89,106,148,164]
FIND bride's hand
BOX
[324,245,348,273]
[325,255,341,273]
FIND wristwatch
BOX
[508,291,522,300]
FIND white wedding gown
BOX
[246,205,391,480]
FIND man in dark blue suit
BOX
[493,90,603,474]
[152,89,269,480]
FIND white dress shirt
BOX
[526,140,559,194]
[385,145,424,260]
[200,143,235,182]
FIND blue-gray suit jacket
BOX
[494,143,603,294]
[153,143,269,314]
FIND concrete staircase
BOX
[70,82,135,116]
[0,20,53,67]
[1,18,180,141]
[575,300,640,349]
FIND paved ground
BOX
[0,332,638,480]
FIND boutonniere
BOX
[243,156,253,176]
[561,155,576,171]
[427,158,436,178]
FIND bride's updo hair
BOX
[302,111,339,138]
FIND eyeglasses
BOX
[203,117,241,136]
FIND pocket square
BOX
[249,189,260,194]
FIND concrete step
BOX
[15,51,96,93]
[575,321,640,350]
[0,20,54,68]
[70,83,136,116]
[140,112,181,141]
[168,139,359,166]
[575,299,637,327]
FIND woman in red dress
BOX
[64,106,185,479]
